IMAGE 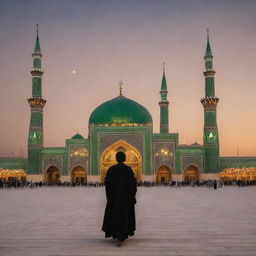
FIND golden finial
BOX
[119,81,123,96]
[207,28,209,40]
[163,62,166,74]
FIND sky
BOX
[0,0,256,157]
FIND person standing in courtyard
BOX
[102,151,137,247]
[214,180,217,190]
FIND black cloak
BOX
[102,163,137,241]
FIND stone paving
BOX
[0,186,256,256]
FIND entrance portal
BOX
[100,140,142,183]
[184,165,199,182]
[45,166,60,185]
[71,166,87,184]
[156,165,172,184]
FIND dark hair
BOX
[116,151,126,163]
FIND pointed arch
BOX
[45,166,60,185]
[100,140,142,183]
[183,165,200,182]
[71,165,87,184]
[156,165,172,184]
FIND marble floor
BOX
[0,186,255,256]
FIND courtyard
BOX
[0,186,255,256]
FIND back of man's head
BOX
[116,151,126,163]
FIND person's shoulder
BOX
[108,164,120,172]
[124,164,132,169]
[123,164,133,172]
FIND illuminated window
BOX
[70,148,88,157]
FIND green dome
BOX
[89,95,152,126]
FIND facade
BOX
[1,29,256,184]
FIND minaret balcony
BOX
[203,69,215,77]
[201,96,219,109]
[31,68,44,76]
[28,97,46,109]
[159,101,169,107]
[32,52,42,58]
[204,55,213,60]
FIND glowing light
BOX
[72,70,76,74]
[220,168,256,181]
[156,149,173,157]
[70,148,88,157]
[0,169,27,180]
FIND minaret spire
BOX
[159,63,169,133]
[34,24,41,53]
[201,31,220,174]
[27,27,46,174]
[160,62,167,93]
[205,28,212,58]
[119,81,123,96]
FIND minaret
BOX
[27,25,46,174]
[200,30,220,173]
[159,63,169,133]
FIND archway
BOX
[71,166,87,184]
[184,165,199,182]
[45,166,60,185]
[156,165,172,184]
[100,140,142,183]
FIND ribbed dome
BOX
[89,95,152,126]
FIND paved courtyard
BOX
[0,186,255,256]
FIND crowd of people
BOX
[0,178,255,189]
[0,180,104,189]
[140,179,256,188]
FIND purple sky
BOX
[0,0,256,157]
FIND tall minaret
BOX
[27,25,46,174]
[201,30,220,173]
[159,63,169,133]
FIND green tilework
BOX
[205,77,215,97]
[204,146,220,173]
[32,77,42,97]
[205,60,212,70]
[27,148,41,174]
[160,106,168,133]
[33,58,41,68]
[205,111,216,126]
[30,112,42,126]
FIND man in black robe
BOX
[102,151,137,246]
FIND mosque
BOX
[1,29,256,184]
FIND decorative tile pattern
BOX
[181,155,203,173]
[153,141,175,172]
[99,133,144,155]
[42,156,63,173]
